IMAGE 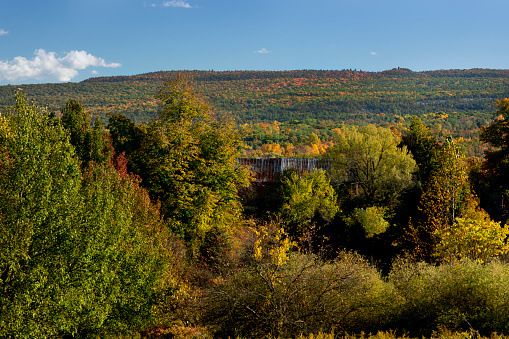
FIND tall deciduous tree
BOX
[408,138,472,262]
[108,113,147,157]
[326,124,417,207]
[420,137,470,230]
[0,91,172,337]
[107,113,152,179]
[324,125,417,264]
[480,98,509,164]
[0,91,82,337]
[109,73,250,255]
[154,74,249,251]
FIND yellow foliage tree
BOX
[261,142,284,156]
[434,199,509,263]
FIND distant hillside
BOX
[0,68,508,125]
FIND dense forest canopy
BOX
[0,68,508,126]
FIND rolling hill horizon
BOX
[0,68,508,127]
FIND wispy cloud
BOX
[147,0,193,8]
[255,48,271,54]
[0,29,8,36]
[0,49,121,83]
[163,0,192,8]
[370,52,377,55]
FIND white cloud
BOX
[255,48,271,54]
[370,52,377,55]
[162,0,192,8]
[0,29,8,36]
[147,1,193,8]
[0,49,121,83]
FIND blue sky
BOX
[1,0,508,85]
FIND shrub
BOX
[203,247,396,338]
[388,258,509,335]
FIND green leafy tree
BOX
[0,91,172,337]
[480,98,509,164]
[407,136,509,264]
[74,161,172,334]
[277,169,339,238]
[0,91,83,337]
[394,118,439,257]
[351,206,390,238]
[326,124,417,208]
[324,125,416,263]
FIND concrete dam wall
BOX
[237,158,331,182]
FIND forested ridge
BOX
[0,68,508,125]
[5,73,509,338]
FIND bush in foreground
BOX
[202,224,398,338]
[197,221,509,338]
[389,258,509,336]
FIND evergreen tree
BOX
[61,99,110,167]
[400,116,439,185]
[478,98,509,222]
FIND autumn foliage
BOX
[4,76,509,337]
